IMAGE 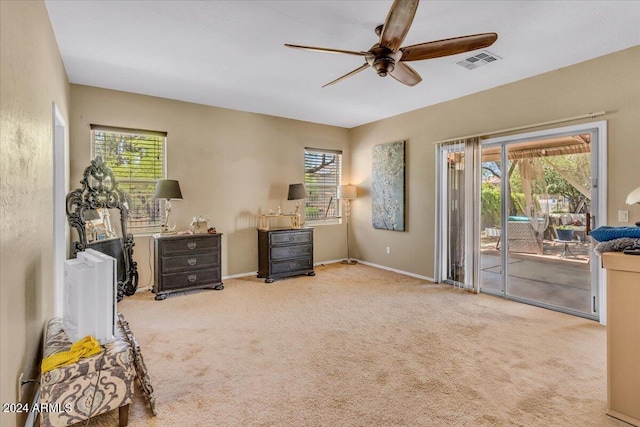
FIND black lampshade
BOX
[287,183,307,200]
[154,180,183,200]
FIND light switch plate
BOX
[618,210,629,223]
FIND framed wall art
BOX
[372,141,405,231]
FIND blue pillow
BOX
[589,226,640,242]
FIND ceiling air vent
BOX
[456,51,501,70]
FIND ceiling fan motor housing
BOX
[367,46,396,77]
[373,57,395,76]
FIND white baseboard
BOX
[214,259,435,283]
[314,259,347,266]
[223,271,257,280]
[355,260,435,282]
[222,259,346,280]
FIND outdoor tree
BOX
[543,153,591,213]
[93,131,164,229]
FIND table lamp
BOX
[627,185,640,226]
[154,179,183,234]
[338,184,357,265]
[288,183,307,229]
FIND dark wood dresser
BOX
[257,228,315,283]
[153,233,223,300]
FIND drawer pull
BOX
[289,262,297,269]
[289,237,295,241]
[187,258,197,266]
[187,274,197,283]
[289,250,296,255]
[187,242,197,250]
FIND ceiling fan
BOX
[285,0,498,88]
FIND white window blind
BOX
[304,148,342,222]
[91,125,167,233]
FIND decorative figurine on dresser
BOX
[257,227,315,283]
[66,156,138,301]
[153,232,224,300]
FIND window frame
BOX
[304,147,343,226]
[90,124,167,235]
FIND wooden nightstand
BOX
[153,233,223,300]
[257,228,314,283]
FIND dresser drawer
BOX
[160,268,220,291]
[271,243,312,261]
[161,252,218,273]
[270,230,311,246]
[270,257,313,275]
[161,236,219,254]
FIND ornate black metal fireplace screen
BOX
[66,156,139,301]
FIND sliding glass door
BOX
[437,122,607,321]
[481,130,601,318]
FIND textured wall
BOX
[0,1,70,426]
[349,46,640,279]
[3,4,638,423]
[69,85,350,285]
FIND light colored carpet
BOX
[78,263,624,427]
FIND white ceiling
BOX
[44,1,640,129]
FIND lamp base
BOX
[341,259,357,265]
[160,224,177,235]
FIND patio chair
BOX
[507,216,546,254]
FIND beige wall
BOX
[349,46,640,279]
[2,2,638,422]
[0,1,70,426]
[69,85,350,285]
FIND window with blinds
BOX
[304,148,342,223]
[91,125,166,234]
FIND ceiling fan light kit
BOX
[285,0,498,88]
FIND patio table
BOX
[553,238,581,259]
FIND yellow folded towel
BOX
[41,336,102,373]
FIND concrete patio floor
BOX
[480,238,594,316]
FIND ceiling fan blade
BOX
[379,0,419,52]
[389,62,422,86]
[284,44,367,57]
[322,63,370,88]
[399,33,498,61]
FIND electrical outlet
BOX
[17,373,23,402]
[618,210,629,223]
[386,246,391,254]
